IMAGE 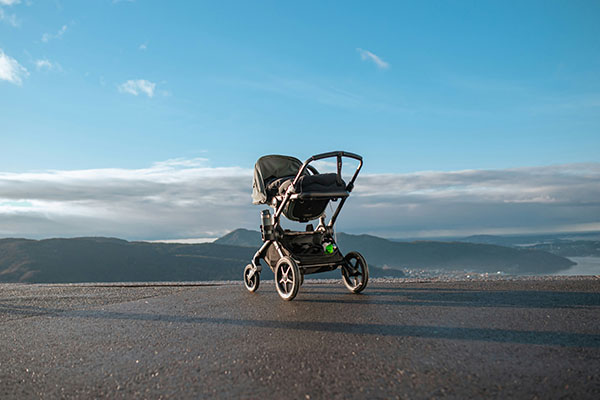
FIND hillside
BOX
[0,230,578,283]
[460,232,600,247]
[460,234,600,257]
[526,240,600,257]
[0,238,253,283]
[216,229,575,274]
[335,233,574,274]
[0,237,403,283]
[214,228,261,247]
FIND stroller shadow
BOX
[1,289,599,349]
[299,286,600,309]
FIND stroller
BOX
[243,151,369,301]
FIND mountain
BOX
[0,230,577,283]
[460,234,600,257]
[0,237,254,283]
[526,240,600,257]
[0,237,403,283]
[460,234,519,247]
[214,228,261,247]
[217,229,575,274]
[336,233,574,274]
[460,232,600,247]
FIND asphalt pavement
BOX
[1,278,599,399]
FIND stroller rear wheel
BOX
[275,257,300,301]
[342,251,369,293]
[243,264,260,292]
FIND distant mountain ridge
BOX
[0,230,577,283]
[0,236,404,283]
[214,228,260,247]
[460,234,520,247]
[459,233,600,257]
[460,232,600,247]
[0,237,253,283]
[216,229,575,274]
[526,240,600,257]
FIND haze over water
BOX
[555,257,600,276]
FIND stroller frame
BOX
[243,151,369,301]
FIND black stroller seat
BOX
[253,155,349,222]
[266,173,347,198]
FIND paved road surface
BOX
[1,278,599,399]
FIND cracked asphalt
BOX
[1,278,599,399]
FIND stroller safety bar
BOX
[274,152,363,227]
[292,192,349,200]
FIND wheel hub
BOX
[279,266,292,290]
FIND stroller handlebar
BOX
[309,151,362,162]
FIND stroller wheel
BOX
[342,251,369,293]
[243,264,260,293]
[274,257,300,301]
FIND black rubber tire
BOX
[243,264,260,292]
[341,251,369,293]
[274,257,300,301]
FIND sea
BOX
[553,256,600,276]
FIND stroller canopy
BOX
[252,155,304,204]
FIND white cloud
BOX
[118,79,156,97]
[0,158,253,239]
[0,160,598,240]
[139,43,147,50]
[0,0,21,5]
[357,48,389,69]
[35,58,61,71]
[0,8,19,26]
[342,163,600,237]
[35,59,52,69]
[0,48,29,85]
[41,24,67,43]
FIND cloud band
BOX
[0,160,598,240]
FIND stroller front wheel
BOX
[243,264,260,293]
[342,251,369,293]
[275,257,300,301]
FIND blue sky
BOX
[1,1,599,239]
